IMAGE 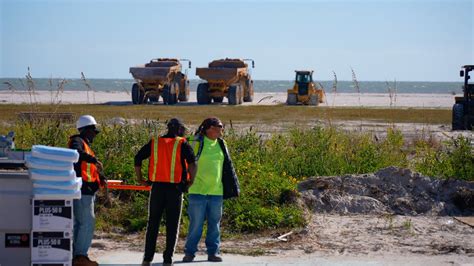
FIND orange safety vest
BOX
[80,140,100,183]
[148,137,187,183]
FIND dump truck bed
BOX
[129,65,181,83]
[196,67,247,84]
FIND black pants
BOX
[144,182,183,263]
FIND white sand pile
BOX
[298,166,474,216]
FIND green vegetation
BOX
[0,104,451,125]
[2,117,472,234]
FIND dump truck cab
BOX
[452,65,474,130]
[287,70,325,105]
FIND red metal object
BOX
[106,180,151,191]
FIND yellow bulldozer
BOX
[287,70,325,105]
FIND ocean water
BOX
[0,78,463,94]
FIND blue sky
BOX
[0,0,472,81]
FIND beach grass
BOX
[2,113,471,234]
[0,104,451,125]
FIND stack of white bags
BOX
[26,145,82,199]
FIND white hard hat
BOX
[76,115,97,129]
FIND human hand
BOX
[139,179,149,186]
[99,177,107,187]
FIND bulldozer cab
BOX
[452,65,474,130]
[460,65,474,102]
[296,71,313,83]
[295,71,313,95]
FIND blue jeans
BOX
[184,194,223,256]
[73,194,95,257]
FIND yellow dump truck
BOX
[287,70,325,105]
[129,58,191,105]
[195,58,255,105]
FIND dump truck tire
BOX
[197,83,211,105]
[287,93,297,105]
[452,103,465,130]
[213,97,224,103]
[162,85,169,104]
[238,85,243,104]
[309,94,319,106]
[132,83,145,104]
[243,80,254,102]
[163,85,178,105]
[178,80,190,102]
[228,85,239,105]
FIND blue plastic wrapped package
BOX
[33,177,82,190]
[31,145,79,163]
[26,155,74,171]
[29,168,77,181]
[33,187,81,200]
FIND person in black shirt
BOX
[135,118,197,266]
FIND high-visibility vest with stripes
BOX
[148,137,186,183]
[80,140,100,183]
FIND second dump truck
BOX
[129,58,191,105]
[195,58,255,105]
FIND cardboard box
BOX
[31,231,72,262]
[32,200,73,231]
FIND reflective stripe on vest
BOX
[81,140,99,183]
[148,137,184,183]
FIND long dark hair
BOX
[196,117,222,136]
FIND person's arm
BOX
[187,162,197,186]
[134,140,152,185]
[181,141,197,186]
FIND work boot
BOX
[73,255,98,266]
[141,260,151,266]
[208,254,223,262]
[182,254,195,262]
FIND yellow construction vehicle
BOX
[287,70,325,105]
[129,58,191,105]
[196,58,255,105]
[452,65,474,130]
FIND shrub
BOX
[6,119,472,234]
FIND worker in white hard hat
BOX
[68,115,105,266]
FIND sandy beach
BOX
[0,91,455,108]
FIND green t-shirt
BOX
[189,136,224,195]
